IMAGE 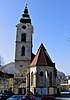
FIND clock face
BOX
[22,25,26,29]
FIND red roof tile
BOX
[30,43,54,67]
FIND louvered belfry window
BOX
[21,33,26,42]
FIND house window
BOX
[31,72,33,85]
[21,33,26,42]
[21,74,23,77]
[21,46,25,56]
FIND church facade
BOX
[15,4,60,95]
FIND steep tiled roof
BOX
[30,43,55,67]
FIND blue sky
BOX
[0,0,70,75]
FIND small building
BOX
[61,76,70,91]
[0,71,14,93]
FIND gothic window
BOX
[31,72,33,85]
[40,71,43,77]
[21,33,26,42]
[49,72,52,86]
[21,46,25,56]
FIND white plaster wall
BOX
[30,67,36,87]
[68,80,70,84]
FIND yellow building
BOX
[0,71,14,93]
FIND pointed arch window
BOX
[21,33,26,42]
[31,72,33,85]
[49,72,52,86]
[40,71,43,77]
[21,46,25,56]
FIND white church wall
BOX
[30,67,36,88]
[36,88,48,95]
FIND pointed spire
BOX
[20,4,31,24]
[24,4,28,14]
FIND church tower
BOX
[15,4,34,78]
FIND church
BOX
[0,4,61,96]
[14,4,60,95]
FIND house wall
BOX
[0,78,13,93]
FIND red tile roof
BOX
[30,43,55,67]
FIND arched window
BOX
[21,46,25,56]
[40,71,43,77]
[31,72,33,85]
[21,33,26,42]
[49,72,52,86]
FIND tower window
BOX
[21,33,26,42]
[20,65,23,67]
[22,25,26,29]
[21,46,25,56]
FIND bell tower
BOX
[15,4,34,77]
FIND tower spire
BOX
[20,3,31,24]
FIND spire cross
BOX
[25,0,27,6]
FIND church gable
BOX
[30,43,55,67]
[37,44,47,65]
